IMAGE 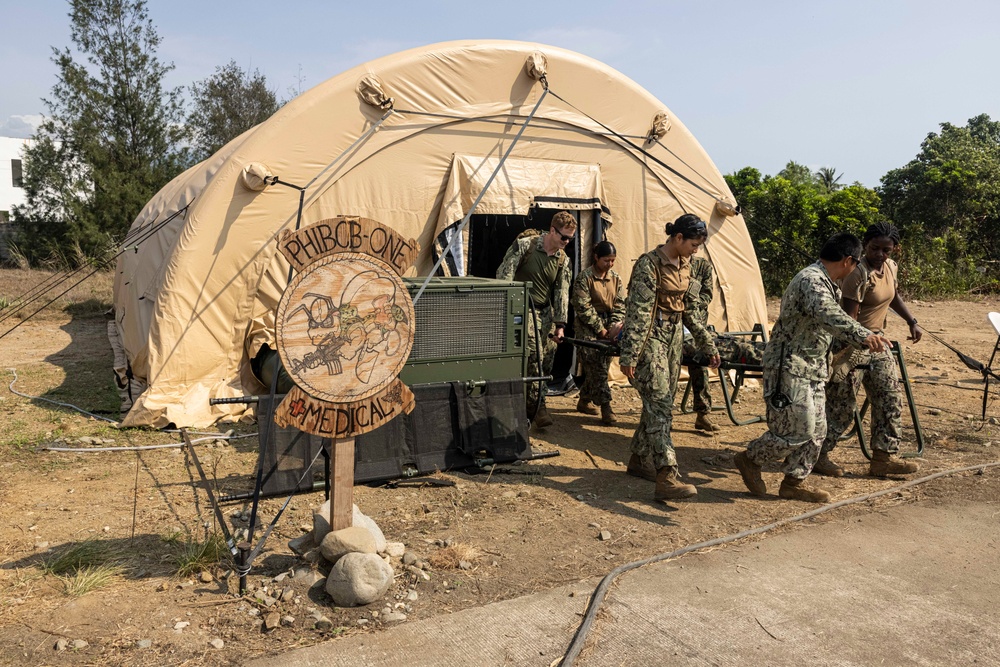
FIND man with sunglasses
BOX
[497,211,577,427]
[734,232,892,503]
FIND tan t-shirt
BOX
[654,245,690,313]
[840,257,897,332]
[587,273,620,313]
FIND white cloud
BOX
[0,114,43,139]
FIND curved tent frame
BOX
[114,39,766,428]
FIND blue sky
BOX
[1,0,998,186]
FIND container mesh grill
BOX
[411,291,508,359]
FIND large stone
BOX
[320,526,377,563]
[313,502,387,553]
[325,552,394,607]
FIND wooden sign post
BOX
[272,217,419,531]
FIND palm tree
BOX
[815,166,843,192]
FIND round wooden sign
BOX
[275,252,415,403]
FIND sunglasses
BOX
[554,228,575,242]
[849,255,862,265]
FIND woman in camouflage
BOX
[619,215,720,502]
[815,222,921,478]
[571,241,626,425]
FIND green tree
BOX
[12,0,186,266]
[880,114,1000,295]
[187,61,282,161]
[776,161,818,189]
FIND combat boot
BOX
[734,450,766,496]
[869,449,919,477]
[533,405,553,428]
[812,451,844,477]
[654,466,697,501]
[626,453,656,481]
[778,476,831,503]
[694,413,720,432]
[600,403,618,425]
[576,397,598,415]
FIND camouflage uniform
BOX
[497,234,572,415]
[571,266,626,406]
[682,256,714,414]
[823,258,904,454]
[620,248,717,470]
[744,262,873,479]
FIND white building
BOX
[1,136,32,222]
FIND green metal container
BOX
[400,277,528,385]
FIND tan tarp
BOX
[113,39,767,428]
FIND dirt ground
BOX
[1,268,999,666]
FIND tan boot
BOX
[600,403,618,425]
[626,453,656,481]
[694,413,721,432]
[533,405,553,428]
[734,450,766,496]
[654,466,697,501]
[812,451,844,477]
[778,476,831,503]
[869,449,919,477]
[576,397,598,415]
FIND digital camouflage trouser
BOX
[745,370,826,479]
[629,321,683,469]
[823,347,903,454]
[526,305,557,416]
[577,344,614,406]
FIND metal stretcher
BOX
[681,327,925,460]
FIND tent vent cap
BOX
[715,199,741,217]
[648,111,671,142]
[524,51,548,81]
[241,163,273,192]
[356,74,394,110]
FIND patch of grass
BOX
[60,564,124,596]
[43,538,123,576]
[173,534,228,576]
[42,538,125,596]
[160,530,185,546]
[427,543,482,569]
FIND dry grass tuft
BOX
[427,543,482,569]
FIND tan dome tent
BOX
[113,39,767,428]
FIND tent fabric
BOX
[113,39,768,428]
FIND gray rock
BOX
[273,571,288,582]
[288,534,314,555]
[209,638,225,649]
[458,560,472,570]
[384,541,406,558]
[199,570,213,583]
[325,552,394,606]
[320,526,377,562]
[292,567,325,588]
[70,639,89,649]
[302,548,322,564]
[314,616,334,631]
[54,639,68,651]
[353,505,387,553]
[383,612,407,623]
[599,530,612,541]
[990,416,1000,426]
[313,502,386,553]
[402,551,419,566]
[281,587,294,602]
[406,589,419,601]
[281,615,295,627]
[136,639,152,649]
[261,595,277,608]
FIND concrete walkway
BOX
[251,495,1000,667]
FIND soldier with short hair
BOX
[497,210,576,428]
[734,232,893,503]
[619,214,720,502]
[816,222,921,478]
